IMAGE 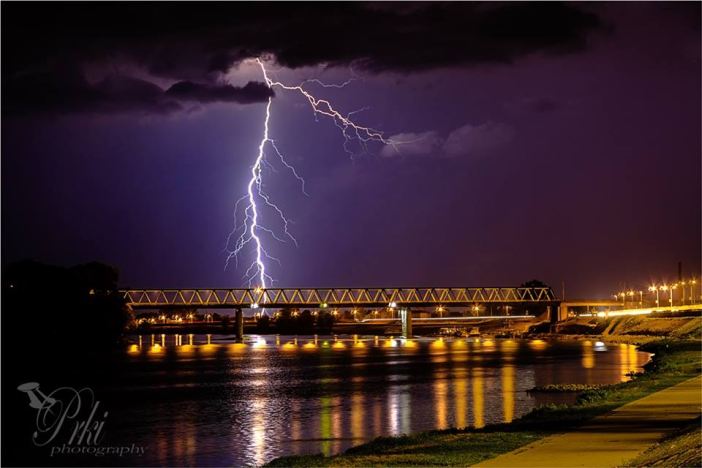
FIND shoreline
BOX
[265,337,701,467]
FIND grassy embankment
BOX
[623,416,702,467]
[267,317,701,467]
[555,314,702,345]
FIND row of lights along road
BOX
[614,277,699,307]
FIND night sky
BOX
[2,3,700,298]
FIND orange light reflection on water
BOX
[452,352,468,428]
[281,342,297,352]
[502,365,515,422]
[229,342,247,352]
[125,334,653,463]
[529,339,547,350]
[432,345,448,429]
[472,367,485,428]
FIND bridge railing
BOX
[121,287,557,309]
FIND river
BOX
[97,335,650,466]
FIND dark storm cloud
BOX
[2,62,273,116]
[2,65,182,115]
[3,69,273,116]
[2,2,603,115]
[166,81,274,104]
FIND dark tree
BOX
[2,260,131,380]
[520,279,550,289]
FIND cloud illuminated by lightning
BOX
[226,57,396,291]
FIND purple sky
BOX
[2,3,700,298]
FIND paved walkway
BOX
[477,375,702,468]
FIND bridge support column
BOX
[235,308,244,342]
[400,308,412,338]
[548,303,564,323]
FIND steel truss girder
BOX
[121,287,557,309]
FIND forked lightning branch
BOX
[226,58,396,290]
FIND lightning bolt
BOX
[226,57,395,294]
[258,59,396,157]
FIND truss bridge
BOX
[121,286,558,309]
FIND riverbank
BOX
[477,374,702,467]
[266,338,701,467]
[548,314,702,345]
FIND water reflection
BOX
[351,393,364,441]
[319,396,332,456]
[529,339,547,350]
[290,399,301,455]
[502,365,515,422]
[472,366,485,428]
[620,343,640,379]
[501,340,516,423]
[249,398,266,465]
[112,336,650,466]
[453,349,468,428]
[455,375,468,427]
[434,369,448,430]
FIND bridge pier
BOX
[400,308,413,338]
[234,308,244,342]
[548,303,565,323]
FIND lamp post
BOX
[690,278,698,303]
[649,285,660,308]
[680,281,687,304]
[638,290,643,307]
[660,285,672,308]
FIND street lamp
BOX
[690,278,698,303]
[638,290,643,307]
[680,281,687,304]
[648,285,660,307]
[659,285,672,308]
